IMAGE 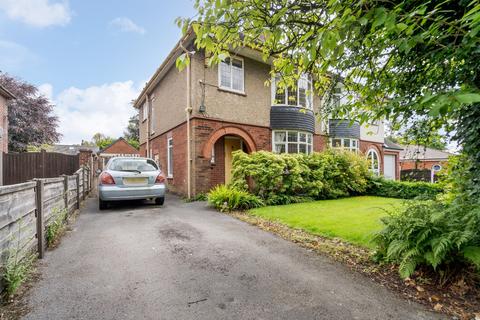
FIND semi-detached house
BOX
[134,31,401,197]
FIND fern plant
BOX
[374,200,480,278]
[207,185,264,212]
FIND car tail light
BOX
[155,173,165,184]
[100,172,115,185]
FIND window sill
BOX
[217,87,246,96]
[167,176,173,179]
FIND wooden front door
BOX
[224,138,242,184]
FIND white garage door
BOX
[383,155,396,180]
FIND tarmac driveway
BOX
[22,195,441,320]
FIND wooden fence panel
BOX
[2,151,79,185]
[0,182,37,266]
[43,178,66,225]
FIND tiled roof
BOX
[52,144,99,155]
[400,145,452,161]
[383,138,403,150]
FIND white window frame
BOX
[142,101,148,122]
[330,137,359,153]
[167,138,173,178]
[367,149,380,176]
[272,130,313,155]
[218,57,245,94]
[271,74,313,110]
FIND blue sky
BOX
[0,0,196,143]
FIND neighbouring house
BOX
[134,30,401,197]
[0,84,15,154]
[400,145,452,182]
[98,137,140,167]
[52,144,100,167]
[0,84,15,186]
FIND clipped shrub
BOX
[207,185,264,212]
[230,150,370,204]
[367,177,443,199]
[374,200,480,279]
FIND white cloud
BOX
[45,81,141,144]
[0,40,36,70]
[109,17,145,35]
[0,0,71,27]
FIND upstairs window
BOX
[273,130,312,154]
[330,137,359,153]
[272,74,313,109]
[219,57,244,93]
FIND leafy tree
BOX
[177,0,480,193]
[390,121,449,150]
[90,133,114,150]
[0,72,60,152]
[124,114,139,142]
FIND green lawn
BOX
[249,196,404,248]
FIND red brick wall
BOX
[400,159,447,171]
[313,134,327,152]
[78,149,92,167]
[191,118,271,194]
[149,122,189,195]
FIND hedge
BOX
[230,150,371,204]
[367,177,443,199]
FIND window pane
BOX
[274,131,286,142]
[232,59,243,91]
[274,144,285,153]
[298,76,308,108]
[299,144,307,154]
[344,138,350,148]
[299,132,307,142]
[288,132,298,142]
[332,138,342,148]
[307,144,312,154]
[288,143,298,153]
[307,134,312,143]
[274,75,286,104]
[220,60,231,88]
[287,87,297,105]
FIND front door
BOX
[224,138,242,184]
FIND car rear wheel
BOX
[155,197,165,206]
[99,199,108,210]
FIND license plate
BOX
[123,177,148,185]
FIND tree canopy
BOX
[0,72,60,152]
[177,0,480,189]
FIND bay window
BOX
[330,137,359,152]
[272,74,313,109]
[273,130,313,154]
[219,57,244,93]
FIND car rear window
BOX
[108,159,158,172]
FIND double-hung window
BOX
[219,57,244,93]
[272,74,313,109]
[167,138,173,178]
[273,130,313,154]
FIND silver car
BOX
[98,157,166,210]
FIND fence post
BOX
[62,175,68,213]
[82,167,86,200]
[41,149,46,178]
[76,173,80,209]
[35,179,45,259]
